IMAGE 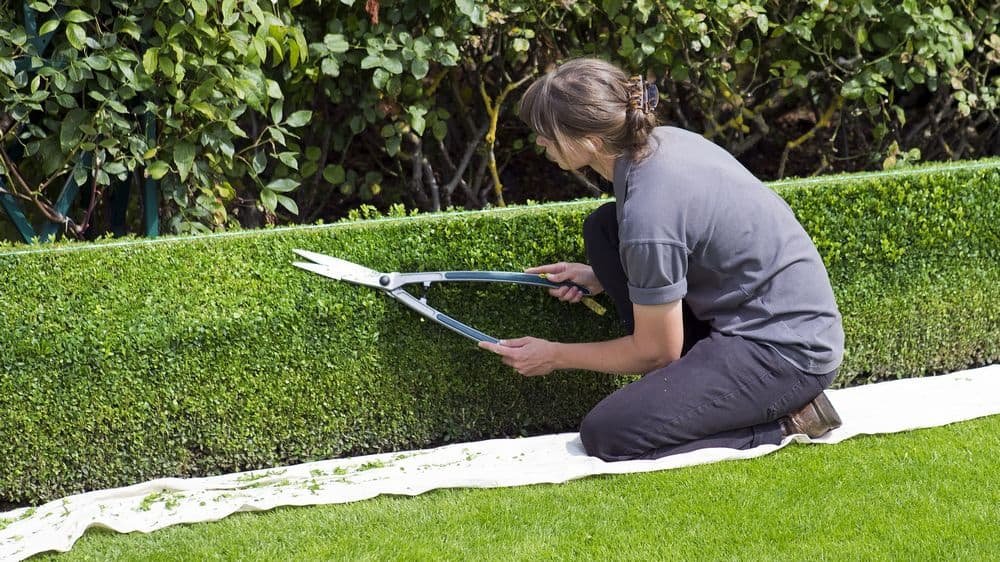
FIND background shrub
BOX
[2,0,998,240]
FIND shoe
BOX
[779,392,842,438]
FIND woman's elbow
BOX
[636,345,680,371]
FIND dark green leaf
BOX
[60,108,89,151]
[174,141,196,181]
[323,164,346,184]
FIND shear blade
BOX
[292,249,384,286]
[291,261,339,279]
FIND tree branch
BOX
[480,73,535,207]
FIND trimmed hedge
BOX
[2,160,999,505]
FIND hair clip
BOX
[643,81,659,112]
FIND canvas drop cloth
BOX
[2,364,998,561]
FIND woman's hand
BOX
[526,262,604,302]
[478,337,559,376]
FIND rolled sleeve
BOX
[621,241,689,305]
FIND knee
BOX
[579,401,640,462]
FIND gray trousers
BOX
[579,202,837,461]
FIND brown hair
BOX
[518,57,659,162]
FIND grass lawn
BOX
[38,414,1000,561]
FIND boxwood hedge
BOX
[1,159,998,506]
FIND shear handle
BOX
[389,288,500,344]
[391,271,590,295]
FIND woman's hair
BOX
[518,57,659,162]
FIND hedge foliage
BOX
[1,160,999,505]
[2,0,998,239]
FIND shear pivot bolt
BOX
[379,275,390,286]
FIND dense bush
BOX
[2,1,998,239]
[1,160,998,506]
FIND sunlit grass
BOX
[41,414,1000,561]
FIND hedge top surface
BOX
[1,158,997,258]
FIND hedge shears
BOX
[292,249,601,344]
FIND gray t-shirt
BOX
[613,127,844,374]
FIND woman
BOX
[479,58,844,461]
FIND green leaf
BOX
[63,9,94,23]
[372,68,390,89]
[413,37,431,58]
[350,115,365,134]
[278,152,299,170]
[191,0,208,17]
[266,80,283,99]
[386,135,400,156]
[147,160,170,180]
[432,120,447,141]
[269,126,286,145]
[456,0,483,24]
[286,110,312,127]
[66,23,86,50]
[227,120,248,139]
[411,58,429,80]
[323,164,345,184]
[383,56,403,74]
[39,19,60,36]
[253,36,267,64]
[141,51,158,77]
[84,55,111,71]
[321,57,340,77]
[261,188,277,212]
[60,108,89,151]
[324,34,350,54]
[270,100,284,124]
[276,194,299,215]
[252,151,267,174]
[756,14,769,34]
[192,102,216,118]
[104,161,127,176]
[174,141,196,181]
[265,178,299,192]
[222,0,239,26]
[159,55,174,78]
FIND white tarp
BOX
[2,365,998,561]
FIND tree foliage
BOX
[1,0,998,239]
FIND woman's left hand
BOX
[478,336,558,376]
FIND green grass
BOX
[40,414,1000,561]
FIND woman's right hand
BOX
[525,262,604,302]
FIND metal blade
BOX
[291,249,384,287]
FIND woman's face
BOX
[535,133,594,171]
